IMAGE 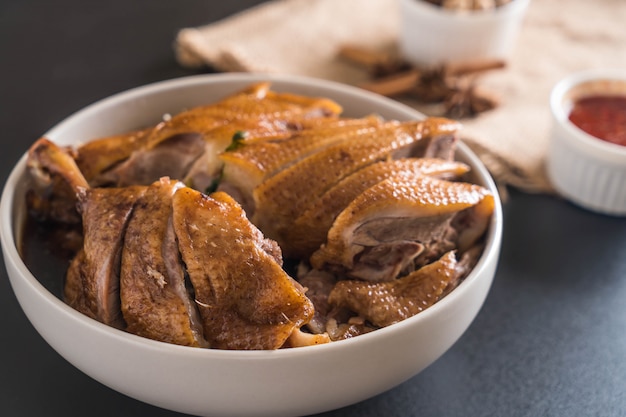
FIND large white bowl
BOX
[1,73,502,417]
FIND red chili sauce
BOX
[568,95,626,147]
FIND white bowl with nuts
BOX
[398,0,531,66]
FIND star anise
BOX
[444,82,500,119]
[338,45,504,119]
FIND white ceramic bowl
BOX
[1,73,502,417]
[547,69,626,216]
[398,0,530,66]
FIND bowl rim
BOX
[1,72,503,359]
[550,68,626,160]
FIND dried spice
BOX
[339,45,504,119]
[444,81,500,119]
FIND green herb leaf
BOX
[224,130,248,151]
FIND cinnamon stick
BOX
[338,45,395,70]
[338,44,505,118]
[359,69,421,96]
[444,58,506,76]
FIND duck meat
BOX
[64,185,147,329]
[282,157,470,258]
[310,174,494,282]
[252,118,461,246]
[93,132,207,187]
[74,128,152,183]
[120,177,208,347]
[327,251,460,327]
[172,188,315,350]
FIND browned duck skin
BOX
[282,158,470,259]
[137,82,341,154]
[327,251,459,328]
[156,114,355,193]
[211,81,342,119]
[120,178,208,347]
[172,189,316,350]
[71,84,275,183]
[252,118,461,246]
[65,185,147,329]
[25,138,89,224]
[219,116,387,213]
[184,118,296,192]
[77,82,342,188]
[310,174,494,282]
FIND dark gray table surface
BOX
[1,1,625,416]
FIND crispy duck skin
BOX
[252,118,461,245]
[74,82,341,187]
[64,185,147,329]
[139,82,341,154]
[159,114,357,192]
[172,189,316,350]
[89,117,298,189]
[282,158,470,258]
[183,118,296,192]
[327,251,459,328]
[219,116,387,213]
[120,178,207,347]
[211,81,342,119]
[310,175,494,282]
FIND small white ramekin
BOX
[398,0,531,66]
[547,69,626,216]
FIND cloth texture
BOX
[176,0,626,193]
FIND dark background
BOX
[1,1,625,416]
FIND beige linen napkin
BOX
[176,0,626,193]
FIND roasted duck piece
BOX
[25,138,89,224]
[310,174,494,282]
[327,251,460,327]
[23,82,496,349]
[83,83,342,188]
[207,81,342,119]
[183,118,295,192]
[120,178,208,347]
[25,82,344,223]
[65,185,147,329]
[132,81,340,155]
[219,115,386,212]
[252,118,461,245]
[282,158,470,258]
[177,116,374,192]
[62,177,318,349]
[92,117,299,189]
[172,189,316,350]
